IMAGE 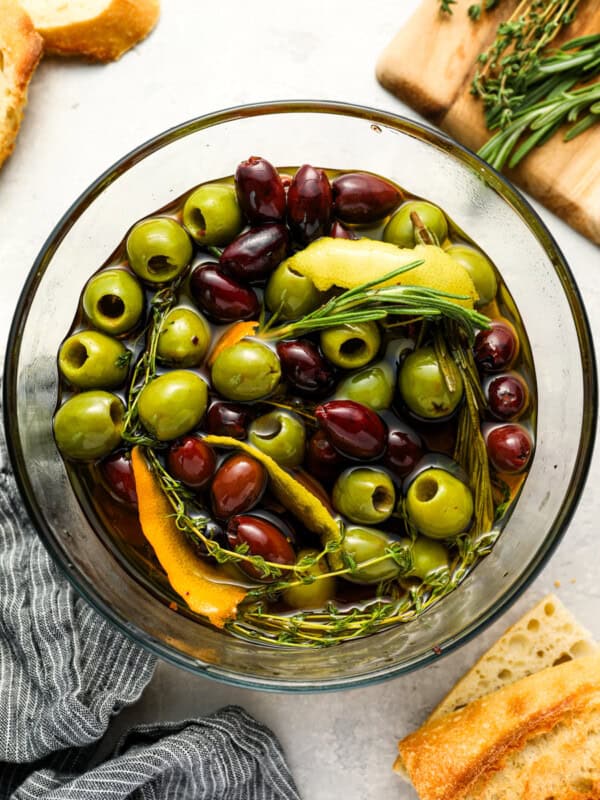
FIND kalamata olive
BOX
[219,224,289,283]
[211,453,267,518]
[167,437,216,489]
[287,164,332,245]
[235,156,286,224]
[100,451,137,505]
[206,402,250,439]
[227,514,296,579]
[276,339,336,397]
[474,320,519,373]
[332,172,401,224]
[385,426,425,478]
[315,400,387,460]
[486,373,529,420]
[306,429,346,483]
[189,263,259,323]
[329,220,359,240]
[486,424,533,473]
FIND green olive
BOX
[399,536,450,582]
[332,467,395,525]
[335,362,394,410]
[82,269,144,335]
[445,244,498,307]
[383,200,448,247]
[157,307,211,367]
[283,549,336,610]
[399,346,463,419]
[54,391,124,461]
[137,370,208,441]
[126,217,192,284]
[58,331,130,389]
[182,183,243,246]
[405,468,473,539]
[340,527,403,585]
[320,322,381,370]
[211,341,281,402]
[248,410,306,468]
[265,262,322,320]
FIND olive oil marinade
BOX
[54,158,536,647]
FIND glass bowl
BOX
[4,101,596,691]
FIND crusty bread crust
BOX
[20,0,160,61]
[0,1,43,168]
[398,653,600,800]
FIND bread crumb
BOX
[554,580,561,588]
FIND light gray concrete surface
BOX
[0,2,598,798]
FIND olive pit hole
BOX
[65,341,88,369]
[255,418,283,440]
[110,400,124,425]
[415,477,438,503]
[189,208,206,233]
[340,338,366,358]
[147,255,173,274]
[98,294,125,319]
[372,486,393,512]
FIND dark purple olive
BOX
[227,514,296,579]
[332,172,401,224]
[206,401,250,439]
[219,224,289,284]
[287,164,332,245]
[276,339,336,397]
[329,220,359,240]
[487,374,529,421]
[306,429,346,483]
[167,437,216,489]
[315,400,387,460]
[235,156,286,224]
[486,424,533,474]
[473,320,519,373]
[189,263,259,323]
[211,453,267,519]
[100,451,137,505]
[384,427,425,478]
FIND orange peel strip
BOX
[131,446,247,628]
[208,320,259,366]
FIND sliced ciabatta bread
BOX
[0,1,43,168]
[397,653,600,800]
[19,0,160,61]
[429,594,598,722]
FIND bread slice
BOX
[397,653,600,800]
[19,0,160,61]
[429,594,598,722]
[0,1,43,168]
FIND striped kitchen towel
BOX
[0,408,300,799]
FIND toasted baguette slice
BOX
[0,1,43,168]
[429,594,598,722]
[397,653,600,800]
[19,0,160,61]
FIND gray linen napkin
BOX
[0,404,300,799]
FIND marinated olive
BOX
[283,548,336,610]
[126,217,192,283]
[486,424,533,473]
[399,346,463,420]
[399,536,450,582]
[189,264,259,323]
[227,514,295,579]
[58,330,130,389]
[211,454,267,518]
[385,426,425,478]
[182,183,243,246]
[487,373,529,420]
[445,244,497,307]
[333,467,395,524]
[220,224,289,283]
[320,322,381,370]
[137,370,208,441]
[157,307,210,367]
[235,156,287,224]
[276,339,336,397]
[211,341,281,401]
[306,429,346,483]
[406,468,473,539]
[265,261,322,320]
[474,320,519,373]
[287,164,332,245]
[315,400,387,460]
[206,401,249,439]
[383,201,448,247]
[329,220,359,240]
[340,527,402,584]
[100,450,137,505]
[332,172,401,224]
[82,269,144,335]
[167,437,216,489]
[335,362,394,410]
[54,391,124,461]
[248,410,306,468]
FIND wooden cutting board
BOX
[377,0,600,245]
